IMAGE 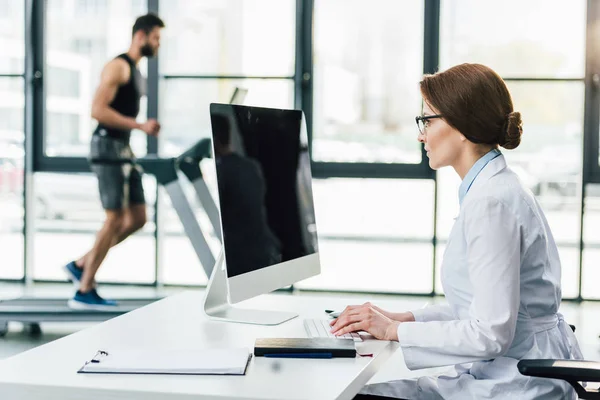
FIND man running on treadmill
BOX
[64,14,165,310]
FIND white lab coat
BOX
[360,155,583,399]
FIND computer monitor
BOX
[203,103,320,325]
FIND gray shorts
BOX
[90,135,145,210]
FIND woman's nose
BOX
[417,133,425,143]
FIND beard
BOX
[140,43,155,57]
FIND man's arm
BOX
[91,59,141,132]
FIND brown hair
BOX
[132,13,165,37]
[420,63,523,150]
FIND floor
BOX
[0,282,599,386]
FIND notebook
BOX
[78,348,252,375]
[254,338,356,358]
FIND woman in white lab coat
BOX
[331,63,584,400]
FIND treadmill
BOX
[0,141,221,336]
[0,87,246,337]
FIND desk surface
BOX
[0,290,399,400]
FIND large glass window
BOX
[45,0,148,158]
[158,79,294,158]
[33,173,157,284]
[0,0,24,75]
[158,0,296,285]
[435,87,584,298]
[440,0,586,78]
[438,1,586,298]
[159,163,220,286]
[437,90,583,298]
[582,184,600,300]
[506,81,583,297]
[507,82,583,298]
[0,0,24,280]
[2,1,594,301]
[312,0,424,164]
[295,178,435,293]
[0,79,24,280]
[160,0,295,77]
[36,1,158,285]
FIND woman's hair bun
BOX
[500,111,522,150]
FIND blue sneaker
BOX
[68,289,118,311]
[64,261,83,287]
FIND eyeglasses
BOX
[415,114,443,136]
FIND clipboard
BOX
[78,348,252,375]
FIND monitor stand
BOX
[203,251,298,325]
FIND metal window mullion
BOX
[148,0,161,287]
[23,0,45,285]
[503,77,584,82]
[579,0,600,300]
[583,0,600,184]
[297,0,313,150]
[294,0,302,110]
[424,0,441,295]
[161,75,295,80]
[21,0,30,284]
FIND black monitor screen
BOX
[210,103,318,278]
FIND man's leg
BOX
[67,146,147,303]
[79,209,124,293]
[76,154,129,293]
[104,162,147,248]
[75,204,146,267]
[112,203,147,246]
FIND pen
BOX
[264,353,333,359]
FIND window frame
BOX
[12,0,598,301]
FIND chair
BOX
[517,359,600,399]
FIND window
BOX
[583,183,600,299]
[73,39,105,56]
[9,1,595,299]
[158,79,294,157]
[47,67,80,98]
[158,0,296,285]
[0,0,24,75]
[75,0,106,15]
[160,0,295,76]
[46,113,82,152]
[33,173,158,284]
[34,1,154,285]
[438,0,586,298]
[46,0,147,157]
[504,80,584,296]
[0,1,23,280]
[312,0,425,164]
[0,107,24,132]
[440,0,585,78]
[0,79,24,280]
[159,165,220,286]
[295,178,435,293]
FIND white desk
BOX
[0,290,400,400]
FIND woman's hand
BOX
[368,303,415,323]
[334,302,415,323]
[329,302,402,341]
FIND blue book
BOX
[254,338,356,358]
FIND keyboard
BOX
[303,319,363,342]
